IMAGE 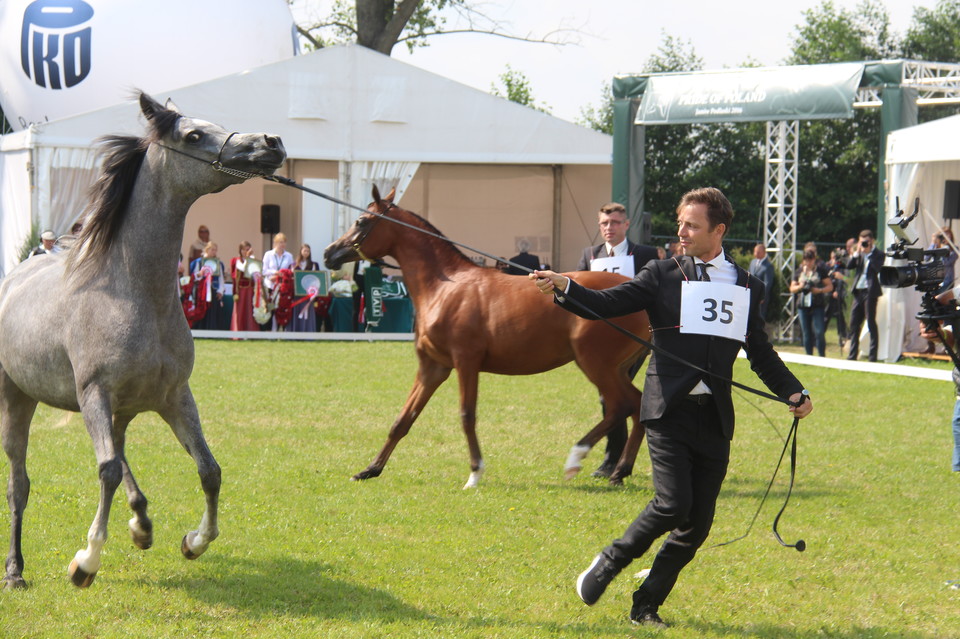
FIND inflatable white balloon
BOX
[0,0,298,131]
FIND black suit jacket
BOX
[846,247,884,298]
[506,251,541,275]
[576,240,659,276]
[559,254,803,439]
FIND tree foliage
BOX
[901,0,960,61]
[490,65,551,114]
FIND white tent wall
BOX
[0,146,32,275]
[3,45,612,282]
[883,115,960,362]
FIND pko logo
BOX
[20,0,94,89]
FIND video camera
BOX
[878,197,948,293]
[879,197,960,368]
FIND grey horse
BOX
[0,92,285,588]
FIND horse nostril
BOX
[265,135,282,149]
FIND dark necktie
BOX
[608,248,615,257]
[699,263,712,281]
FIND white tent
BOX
[882,114,960,361]
[1,44,613,276]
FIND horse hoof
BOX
[68,559,96,588]
[2,576,28,590]
[181,534,201,560]
[351,467,382,481]
[564,466,582,480]
[129,517,153,550]
[608,476,624,486]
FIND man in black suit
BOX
[532,187,813,627]
[845,229,884,361]
[506,240,541,275]
[577,202,659,477]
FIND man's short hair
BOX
[676,187,734,236]
[859,229,874,240]
[598,202,627,217]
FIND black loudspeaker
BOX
[260,204,280,234]
[945,181,960,220]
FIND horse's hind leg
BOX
[159,386,220,561]
[455,364,483,489]
[70,386,123,588]
[1,370,38,589]
[113,413,152,550]
[609,392,646,486]
[353,356,451,481]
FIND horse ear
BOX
[371,185,382,204]
[138,92,166,121]
[384,187,396,203]
[164,98,183,114]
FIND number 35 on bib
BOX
[679,281,750,342]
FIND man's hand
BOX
[530,270,569,295]
[788,392,813,419]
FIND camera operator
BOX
[789,249,833,356]
[846,230,884,362]
[918,286,960,473]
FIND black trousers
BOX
[847,289,879,361]
[604,399,729,606]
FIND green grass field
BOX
[1,339,959,638]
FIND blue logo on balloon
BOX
[20,0,94,89]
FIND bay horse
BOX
[0,92,286,588]
[323,187,651,489]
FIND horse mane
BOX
[387,205,475,267]
[68,93,181,279]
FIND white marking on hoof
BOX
[463,460,485,489]
[564,444,591,479]
[129,517,152,550]
[181,530,210,559]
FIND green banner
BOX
[363,265,383,330]
[635,62,864,125]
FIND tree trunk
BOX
[356,0,422,55]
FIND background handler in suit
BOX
[533,187,813,627]
[577,202,659,477]
[845,229,884,361]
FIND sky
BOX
[289,0,939,123]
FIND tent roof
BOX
[886,114,960,165]
[5,44,611,165]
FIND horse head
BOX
[323,186,397,269]
[140,92,287,194]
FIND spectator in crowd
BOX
[189,225,210,262]
[290,244,320,332]
[846,229,884,361]
[263,233,295,331]
[931,228,957,294]
[748,243,776,320]
[230,241,259,332]
[824,248,849,348]
[30,230,61,257]
[789,248,833,357]
[506,240,541,275]
[189,242,226,330]
[576,201,658,477]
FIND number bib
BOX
[590,255,635,279]
[680,281,750,342]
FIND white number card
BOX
[680,281,750,342]
[590,255,635,279]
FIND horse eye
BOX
[185,131,203,144]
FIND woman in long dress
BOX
[189,242,227,330]
[290,243,319,332]
[230,240,259,332]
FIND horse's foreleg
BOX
[1,371,37,590]
[565,388,632,480]
[353,359,450,481]
[70,386,122,588]
[455,366,483,489]
[160,387,220,561]
[112,414,152,550]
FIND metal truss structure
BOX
[764,60,960,341]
